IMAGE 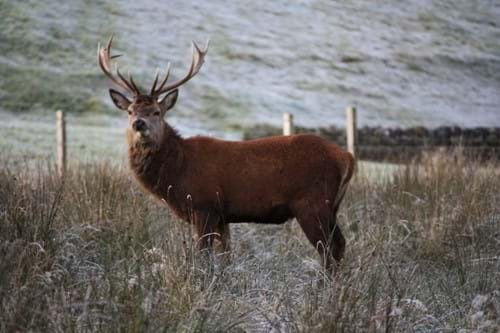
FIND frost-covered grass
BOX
[2,0,500,130]
[0,151,499,332]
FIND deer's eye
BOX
[154,111,160,116]
[127,111,132,115]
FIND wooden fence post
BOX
[56,110,66,176]
[283,112,295,236]
[283,112,294,136]
[346,106,357,157]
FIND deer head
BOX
[98,37,208,146]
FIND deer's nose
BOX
[132,119,146,132]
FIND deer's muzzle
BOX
[132,119,147,132]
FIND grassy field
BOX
[0,151,499,332]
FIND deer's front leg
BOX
[192,212,230,266]
[192,211,216,252]
[214,221,231,265]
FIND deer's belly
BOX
[224,204,293,224]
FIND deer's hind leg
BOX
[291,199,345,275]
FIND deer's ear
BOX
[109,89,131,111]
[158,89,179,114]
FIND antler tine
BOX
[128,71,142,95]
[150,68,160,96]
[153,63,171,95]
[97,36,138,96]
[152,40,209,97]
[116,66,139,94]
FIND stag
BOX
[98,37,354,273]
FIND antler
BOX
[98,36,141,95]
[151,40,209,97]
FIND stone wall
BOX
[243,125,500,162]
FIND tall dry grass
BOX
[0,151,499,332]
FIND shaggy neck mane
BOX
[128,122,183,195]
